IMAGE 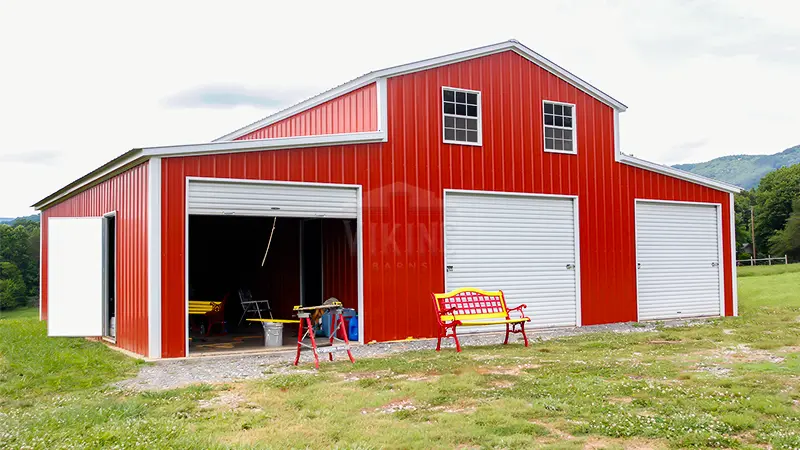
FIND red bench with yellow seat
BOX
[431,287,530,352]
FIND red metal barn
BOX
[34,41,741,359]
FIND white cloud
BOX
[1,0,798,216]
[0,150,61,165]
[162,84,315,109]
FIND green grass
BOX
[737,262,800,278]
[0,307,38,320]
[0,308,143,404]
[2,271,800,449]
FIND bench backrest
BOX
[188,297,225,315]
[432,287,509,322]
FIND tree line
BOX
[0,218,39,310]
[734,162,800,261]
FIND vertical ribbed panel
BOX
[322,219,358,310]
[41,162,149,356]
[444,192,578,329]
[234,83,378,141]
[160,50,734,355]
[636,202,722,320]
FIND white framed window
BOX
[543,101,576,154]
[442,87,481,146]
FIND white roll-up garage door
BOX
[187,179,359,218]
[635,201,723,320]
[444,191,580,330]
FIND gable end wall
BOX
[40,162,150,356]
[233,83,378,141]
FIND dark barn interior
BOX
[188,215,358,354]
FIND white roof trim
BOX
[618,154,742,194]
[214,39,627,142]
[33,128,741,210]
[32,132,387,210]
[145,131,386,157]
[32,149,147,210]
[612,109,741,194]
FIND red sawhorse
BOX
[293,302,356,369]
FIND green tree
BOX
[26,224,40,296]
[753,163,800,255]
[0,261,27,310]
[0,224,29,264]
[768,198,800,260]
[733,191,754,258]
[0,219,40,309]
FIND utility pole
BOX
[750,207,757,261]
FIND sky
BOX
[1,0,798,217]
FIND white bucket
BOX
[264,322,283,347]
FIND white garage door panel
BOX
[187,180,358,218]
[636,202,722,321]
[445,192,579,330]
[48,217,104,337]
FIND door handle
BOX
[446,265,454,272]
[566,264,575,270]
[637,262,641,269]
[711,262,719,267]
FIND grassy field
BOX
[737,263,799,278]
[1,265,799,449]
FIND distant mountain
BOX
[673,145,800,189]
[0,214,40,224]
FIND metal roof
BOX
[32,40,743,210]
[213,40,628,142]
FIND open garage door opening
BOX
[185,179,362,356]
[187,216,359,355]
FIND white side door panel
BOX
[48,217,104,337]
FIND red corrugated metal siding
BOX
[234,83,378,141]
[160,51,733,356]
[41,162,149,356]
[260,218,300,319]
[322,219,358,310]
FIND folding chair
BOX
[238,288,273,326]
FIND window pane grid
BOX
[543,101,575,153]
[443,88,480,144]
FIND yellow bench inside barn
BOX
[189,300,222,315]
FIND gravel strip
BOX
[116,318,707,391]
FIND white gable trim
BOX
[214,40,627,142]
[618,154,741,193]
[214,80,384,142]
[612,110,741,194]
[32,150,147,210]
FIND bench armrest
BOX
[435,306,460,326]
[507,304,528,318]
